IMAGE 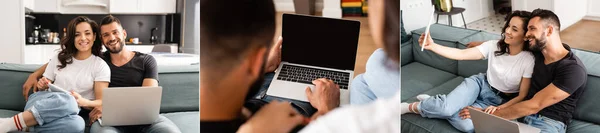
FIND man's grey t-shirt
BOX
[102,51,159,87]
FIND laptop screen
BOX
[281,14,360,71]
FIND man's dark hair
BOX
[384,0,400,62]
[100,15,123,26]
[200,0,276,75]
[531,8,561,30]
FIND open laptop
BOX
[469,108,541,133]
[98,86,162,126]
[265,14,361,105]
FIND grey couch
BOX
[401,24,600,132]
[0,63,199,133]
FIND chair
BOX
[151,44,173,53]
[433,0,467,28]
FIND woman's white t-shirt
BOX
[43,54,111,100]
[476,40,535,93]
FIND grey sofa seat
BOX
[0,63,199,133]
[401,24,600,133]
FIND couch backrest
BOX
[571,49,600,125]
[0,63,39,111]
[410,24,480,74]
[0,63,199,113]
[157,65,199,113]
[456,31,500,77]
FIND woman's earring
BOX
[501,33,505,39]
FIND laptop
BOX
[98,86,162,126]
[469,108,541,133]
[265,14,361,105]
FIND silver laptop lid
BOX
[469,108,520,133]
[101,86,162,126]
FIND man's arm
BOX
[493,83,570,120]
[142,78,159,87]
[143,55,159,87]
[22,63,48,101]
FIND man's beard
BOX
[529,32,547,52]
[105,41,125,53]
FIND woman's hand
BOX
[36,77,51,91]
[459,106,483,120]
[484,105,500,114]
[71,91,91,107]
[418,31,437,50]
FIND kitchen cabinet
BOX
[24,0,35,11]
[139,0,176,14]
[34,0,60,13]
[109,0,138,14]
[109,0,176,14]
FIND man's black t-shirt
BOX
[200,118,245,133]
[102,51,159,87]
[527,44,587,125]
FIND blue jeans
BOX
[350,48,400,105]
[522,114,566,133]
[417,73,505,133]
[26,91,85,133]
[90,115,181,133]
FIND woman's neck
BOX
[508,43,523,55]
[74,51,93,60]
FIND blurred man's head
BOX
[200,0,276,99]
[525,9,561,52]
[100,15,127,54]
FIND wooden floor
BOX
[560,20,600,52]
[275,12,377,76]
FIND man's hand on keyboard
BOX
[305,78,340,119]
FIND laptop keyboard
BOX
[276,65,350,89]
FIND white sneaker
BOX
[416,94,431,101]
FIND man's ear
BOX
[245,47,267,78]
[546,25,555,37]
[122,29,128,39]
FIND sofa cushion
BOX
[162,111,199,133]
[411,24,479,74]
[158,65,200,113]
[0,109,20,118]
[401,114,462,133]
[402,77,464,103]
[0,63,41,112]
[401,62,457,100]
[401,39,413,66]
[567,120,600,133]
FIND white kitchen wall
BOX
[586,0,600,20]
[401,0,434,32]
[554,0,587,30]
[401,0,493,32]
[0,0,25,64]
[512,0,588,30]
